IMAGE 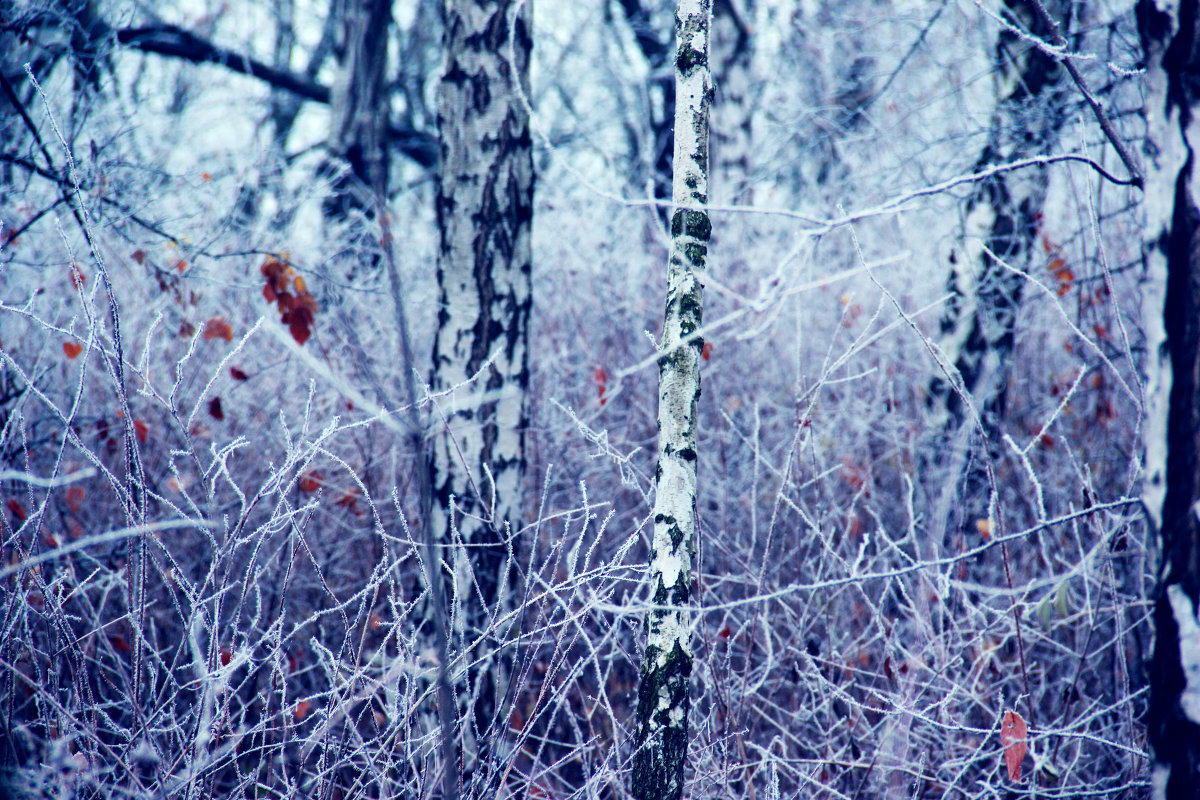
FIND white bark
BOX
[430,0,532,785]
[632,1,711,798]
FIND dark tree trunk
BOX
[1139,2,1200,797]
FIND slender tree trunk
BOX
[430,0,533,788]
[631,2,711,799]
[1139,2,1200,798]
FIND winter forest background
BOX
[1,0,1191,798]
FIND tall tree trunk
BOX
[631,2,711,799]
[430,0,533,788]
[323,0,392,217]
[931,0,1068,439]
[1139,2,1200,797]
[616,0,675,226]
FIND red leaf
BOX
[202,317,233,342]
[133,419,149,443]
[8,498,28,521]
[131,249,146,265]
[299,472,323,493]
[701,341,713,361]
[1000,710,1028,782]
[66,486,84,513]
[219,646,232,666]
[179,321,196,338]
[208,396,224,421]
[68,264,86,289]
[111,635,133,652]
[230,367,249,381]
[63,342,83,359]
[593,367,607,385]
[294,700,312,721]
[289,317,312,346]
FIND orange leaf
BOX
[294,700,312,721]
[174,259,188,273]
[1000,710,1028,782]
[203,317,233,342]
[133,419,149,443]
[208,396,224,421]
[230,366,249,381]
[66,486,84,513]
[63,342,83,359]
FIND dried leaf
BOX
[66,486,84,513]
[230,366,249,381]
[133,419,149,443]
[63,342,83,359]
[299,472,322,493]
[294,700,312,721]
[202,317,233,342]
[131,249,146,265]
[701,341,713,361]
[975,518,991,540]
[1000,710,1028,781]
[208,396,224,421]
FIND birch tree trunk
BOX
[616,0,675,226]
[430,0,533,786]
[631,2,710,798]
[1138,2,1200,797]
[931,0,1068,440]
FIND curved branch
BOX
[114,24,437,167]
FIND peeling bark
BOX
[631,2,710,799]
[430,0,532,788]
[1139,2,1200,797]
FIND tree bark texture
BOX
[323,0,393,217]
[631,2,710,799]
[931,0,1068,439]
[1139,2,1200,798]
[430,0,533,785]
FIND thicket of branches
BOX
[1,0,1151,798]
